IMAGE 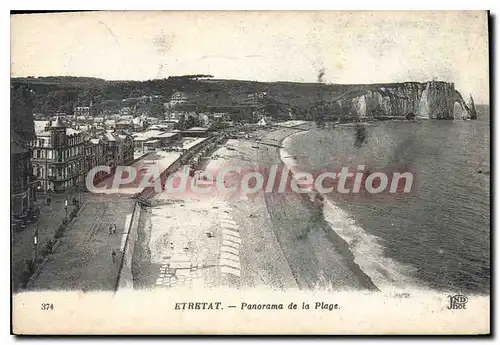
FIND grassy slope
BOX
[14,77,469,118]
[11,76,401,107]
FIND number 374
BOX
[41,303,54,311]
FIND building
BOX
[257,117,268,126]
[146,117,160,125]
[213,112,231,121]
[115,120,134,131]
[11,132,37,219]
[170,92,188,107]
[118,115,134,122]
[104,119,116,130]
[197,112,211,127]
[132,130,164,153]
[101,131,134,173]
[132,130,181,154]
[31,118,85,192]
[165,92,199,115]
[150,122,176,132]
[157,132,180,145]
[31,120,135,192]
[74,106,90,117]
[115,132,135,166]
[83,137,107,185]
[244,92,267,109]
[167,111,188,122]
[181,127,210,138]
[120,107,133,116]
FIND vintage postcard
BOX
[10,10,490,334]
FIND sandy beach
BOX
[132,123,378,291]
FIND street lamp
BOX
[36,183,41,202]
[77,184,81,207]
[32,222,39,263]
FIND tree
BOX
[11,84,35,141]
[209,117,227,131]
[314,105,326,128]
[148,102,164,118]
[184,114,200,129]
[371,104,385,118]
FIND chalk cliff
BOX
[335,81,476,120]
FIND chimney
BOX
[45,120,52,131]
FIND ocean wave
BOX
[280,133,421,292]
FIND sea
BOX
[284,107,490,294]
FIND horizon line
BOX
[10,74,464,86]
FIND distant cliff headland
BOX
[11,76,479,139]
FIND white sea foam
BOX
[280,132,421,292]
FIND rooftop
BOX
[34,120,81,136]
[156,132,179,139]
[133,130,165,141]
[145,139,160,144]
[104,132,116,141]
[184,127,209,132]
[52,116,66,128]
[67,128,81,136]
[182,137,207,150]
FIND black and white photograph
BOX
[10,10,490,334]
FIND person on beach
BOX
[109,224,114,235]
[111,249,117,263]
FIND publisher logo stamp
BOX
[447,295,468,310]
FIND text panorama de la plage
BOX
[174,301,340,311]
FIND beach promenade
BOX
[27,194,135,291]
[21,137,211,292]
[12,193,80,291]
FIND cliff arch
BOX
[451,90,474,120]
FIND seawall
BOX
[115,201,142,291]
[115,134,226,290]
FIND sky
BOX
[11,11,489,103]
